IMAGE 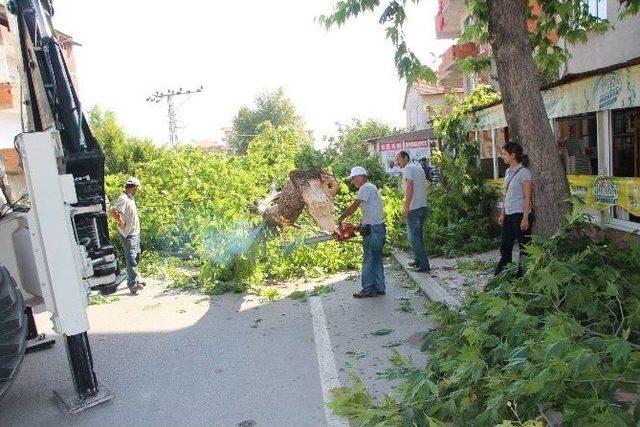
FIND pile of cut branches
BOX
[330,207,640,426]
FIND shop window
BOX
[477,127,509,179]
[479,129,494,179]
[496,127,509,178]
[556,113,598,175]
[612,108,639,178]
[612,108,640,223]
[479,130,493,159]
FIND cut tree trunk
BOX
[262,169,339,232]
[486,0,570,236]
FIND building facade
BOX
[404,81,461,130]
[433,0,640,234]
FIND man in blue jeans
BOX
[110,177,144,295]
[338,166,386,298]
[395,151,431,273]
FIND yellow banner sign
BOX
[568,175,640,217]
[487,175,640,217]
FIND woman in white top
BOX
[495,141,534,277]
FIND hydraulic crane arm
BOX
[0,0,117,411]
[9,0,118,292]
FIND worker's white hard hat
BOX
[347,166,368,179]
[126,177,140,187]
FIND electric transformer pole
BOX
[146,86,204,144]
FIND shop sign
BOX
[595,72,623,109]
[569,182,588,201]
[404,140,429,149]
[593,176,619,205]
[380,141,404,151]
[379,140,430,172]
[472,65,640,131]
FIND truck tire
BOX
[98,283,119,295]
[0,266,28,400]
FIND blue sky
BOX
[52,0,451,147]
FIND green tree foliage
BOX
[319,0,640,83]
[104,122,387,294]
[331,207,640,425]
[89,106,157,176]
[424,85,500,256]
[324,119,392,188]
[98,102,496,294]
[229,88,307,154]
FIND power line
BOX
[146,86,204,145]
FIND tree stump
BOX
[262,169,339,232]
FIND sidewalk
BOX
[392,249,500,307]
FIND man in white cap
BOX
[110,177,143,295]
[338,166,386,298]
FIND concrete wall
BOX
[565,1,640,75]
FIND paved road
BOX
[0,260,433,426]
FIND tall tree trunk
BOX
[486,0,570,236]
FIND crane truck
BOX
[0,0,119,412]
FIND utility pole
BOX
[146,86,204,145]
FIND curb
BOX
[392,251,461,308]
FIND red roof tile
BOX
[0,148,21,172]
[413,80,463,96]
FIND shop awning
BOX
[472,62,640,130]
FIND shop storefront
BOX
[473,60,640,231]
[367,129,436,174]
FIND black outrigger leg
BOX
[53,333,112,414]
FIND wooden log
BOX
[262,169,339,232]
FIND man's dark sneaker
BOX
[129,284,143,295]
[353,290,377,298]
[137,280,147,288]
[376,290,386,296]
[412,267,432,273]
[408,261,419,267]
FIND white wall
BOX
[565,1,640,75]
[0,111,21,148]
[404,87,429,130]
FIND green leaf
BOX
[605,339,631,364]
[371,328,394,336]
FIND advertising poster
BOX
[490,175,640,217]
[379,140,431,173]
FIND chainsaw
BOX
[301,221,358,245]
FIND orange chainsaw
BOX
[302,221,358,245]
